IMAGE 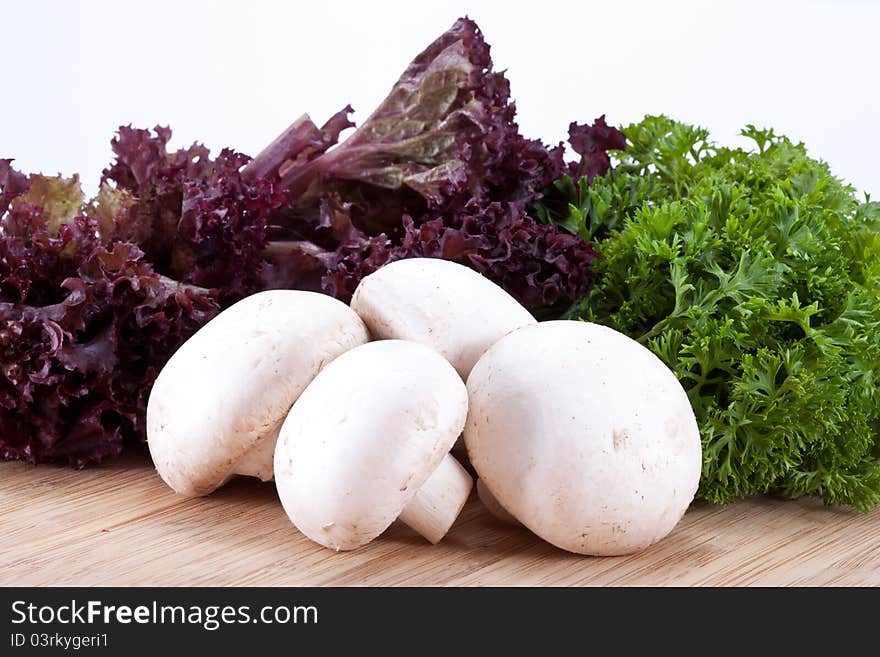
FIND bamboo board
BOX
[2,453,878,586]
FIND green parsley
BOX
[537,115,880,509]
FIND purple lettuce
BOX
[256,17,603,308]
[0,171,216,465]
[567,116,627,181]
[1,17,622,466]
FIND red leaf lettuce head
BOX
[0,172,217,466]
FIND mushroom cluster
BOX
[147,258,701,555]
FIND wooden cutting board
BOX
[2,453,878,586]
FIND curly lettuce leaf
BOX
[274,18,495,204]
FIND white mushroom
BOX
[274,340,472,551]
[147,290,369,497]
[465,320,702,556]
[350,258,535,379]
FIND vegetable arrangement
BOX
[2,16,879,529]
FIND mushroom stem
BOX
[476,479,520,526]
[232,427,280,482]
[399,454,473,544]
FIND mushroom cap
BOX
[350,258,535,379]
[274,339,468,551]
[464,321,702,556]
[147,290,369,496]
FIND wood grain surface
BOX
[2,453,878,586]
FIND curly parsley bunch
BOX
[538,116,880,509]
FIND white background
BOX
[2,0,878,195]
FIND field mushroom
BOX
[274,340,472,551]
[350,258,535,379]
[465,320,702,556]
[147,290,369,496]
